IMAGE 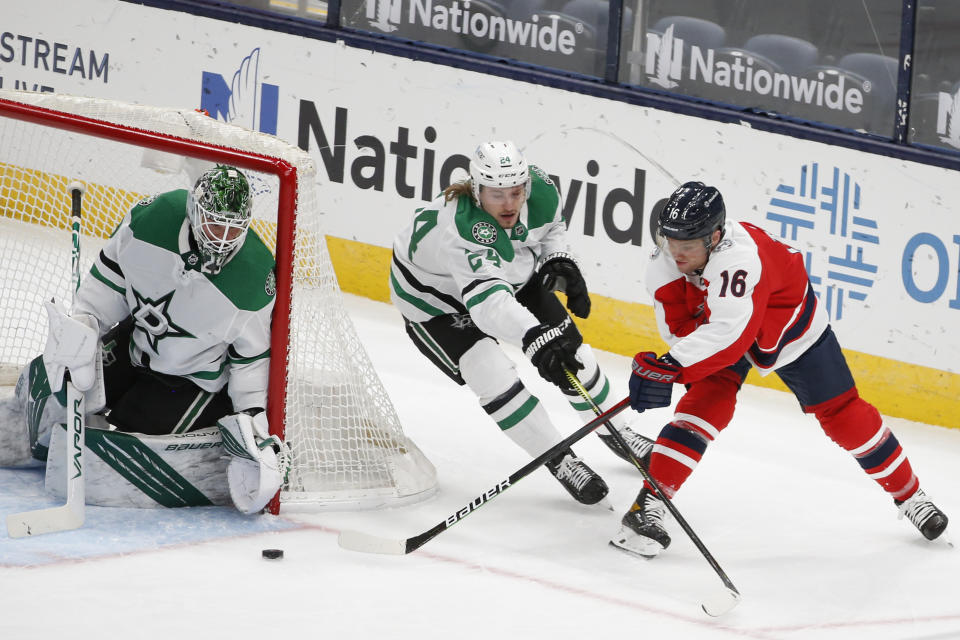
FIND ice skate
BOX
[597,425,654,466]
[610,488,670,557]
[897,489,948,541]
[546,450,608,505]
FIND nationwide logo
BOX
[364,0,580,55]
[936,86,960,149]
[765,163,879,321]
[200,47,279,135]
[644,25,867,116]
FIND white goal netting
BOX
[0,89,436,510]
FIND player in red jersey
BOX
[610,181,948,557]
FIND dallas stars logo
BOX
[131,288,194,352]
[472,221,497,245]
[450,313,475,330]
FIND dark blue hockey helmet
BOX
[658,181,726,245]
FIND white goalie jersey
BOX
[390,167,574,345]
[73,190,276,412]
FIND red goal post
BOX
[0,90,437,512]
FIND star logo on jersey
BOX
[472,221,497,245]
[130,288,195,352]
[450,313,475,330]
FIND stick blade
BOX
[338,529,408,555]
[700,586,741,617]
[6,504,84,538]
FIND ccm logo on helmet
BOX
[631,360,677,382]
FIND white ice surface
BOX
[2,293,959,639]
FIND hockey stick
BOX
[564,369,740,617]
[338,397,632,555]
[6,182,87,538]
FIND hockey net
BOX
[0,89,436,511]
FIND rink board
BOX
[3,0,959,427]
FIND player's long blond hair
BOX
[443,180,472,203]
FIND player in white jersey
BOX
[0,166,288,514]
[609,181,948,557]
[391,140,653,505]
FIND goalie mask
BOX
[187,165,253,274]
[469,140,531,206]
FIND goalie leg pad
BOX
[218,412,290,514]
[0,368,34,467]
[22,356,69,462]
[45,424,230,507]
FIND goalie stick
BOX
[564,369,741,617]
[6,182,88,538]
[338,397,631,555]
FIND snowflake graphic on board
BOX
[765,163,880,321]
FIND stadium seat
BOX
[744,34,819,76]
[787,53,898,136]
[839,53,899,134]
[652,15,727,53]
[458,0,508,53]
[508,0,547,20]
[561,0,609,35]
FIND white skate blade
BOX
[701,586,741,617]
[608,525,664,558]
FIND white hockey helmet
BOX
[469,140,531,205]
[187,165,253,274]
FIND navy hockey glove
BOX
[539,253,591,319]
[522,318,583,389]
[629,352,681,411]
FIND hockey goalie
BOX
[0,165,289,514]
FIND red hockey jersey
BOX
[646,220,829,383]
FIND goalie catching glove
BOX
[218,410,291,514]
[629,351,682,411]
[538,252,591,318]
[522,317,583,390]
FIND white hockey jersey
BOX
[390,167,574,345]
[73,190,276,412]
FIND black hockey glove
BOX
[628,351,681,411]
[539,253,591,319]
[522,318,583,389]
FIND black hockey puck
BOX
[261,548,284,560]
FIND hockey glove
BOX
[218,410,291,515]
[629,351,682,411]
[539,253,591,319]
[41,299,103,397]
[522,317,583,389]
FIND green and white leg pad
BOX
[45,424,231,508]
